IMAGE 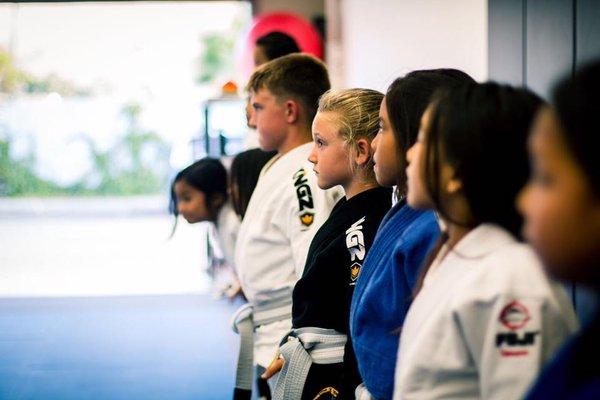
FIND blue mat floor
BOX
[0,294,241,400]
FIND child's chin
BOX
[317,179,332,190]
[258,137,276,152]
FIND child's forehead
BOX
[251,86,275,98]
[174,180,199,193]
[531,108,564,153]
[251,86,288,102]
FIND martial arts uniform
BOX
[208,201,241,297]
[214,201,240,268]
[232,142,341,398]
[350,200,440,400]
[273,186,391,400]
[393,223,578,400]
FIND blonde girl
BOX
[264,88,391,400]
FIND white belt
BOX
[231,287,293,397]
[355,383,375,400]
[272,327,347,400]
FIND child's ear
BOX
[446,176,463,194]
[210,193,226,211]
[284,100,300,124]
[354,138,371,166]
[441,164,462,194]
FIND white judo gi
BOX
[234,142,341,368]
[214,201,240,268]
[394,223,578,400]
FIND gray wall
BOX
[490,0,600,97]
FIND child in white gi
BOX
[170,157,240,296]
[232,54,340,400]
[394,82,578,400]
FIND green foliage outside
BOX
[197,16,248,84]
[0,133,65,196]
[0,10,249,197]
[0,46,90,96]
[0,103,171,197]
[77,103,171,195]
[0,45,171,197]
[198,34,236,84]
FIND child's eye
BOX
[531,166,554,187]
[316,139,324,147]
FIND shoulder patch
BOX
[293,168,315,228]
[495,300,539,357]
[346,216,366,285]
[499,301,531,330]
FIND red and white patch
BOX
[499,301,531,330]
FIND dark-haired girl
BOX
[230,148,277,219]
[520,60,600,400]
[170,153,276,301]
[170,158,240,293]
[350,69,475,400]
[393,83,577,400]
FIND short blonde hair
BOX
[246,53,330,125]
[317,88,383,174]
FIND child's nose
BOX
[371,134,379,152]
[307,144,318,164]
[516,184,531,217]
[406,145,414,163]
[247,108,257,129]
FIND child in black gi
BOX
[263,88,391,400]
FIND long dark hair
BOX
[385,69,475,196]
[424,82,543,239]
[553,59,600,196]
[169,158,227,234]
[413,82,544,297]
[230,148,276,218]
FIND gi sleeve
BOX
[272,167,323,279]
[454,295,546,400]
[342,214,376,397]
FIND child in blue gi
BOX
[350,69,475,400]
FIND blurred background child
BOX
[520,60,600,400]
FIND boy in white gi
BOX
[232,54,340,400]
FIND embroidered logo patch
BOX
[300,212,314,227]
[313,386,339,399]
[499,301,530,330]
[346,216,366,285]
[293,168,315,229]
[350,262,361,282]
[496,300,538,357]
